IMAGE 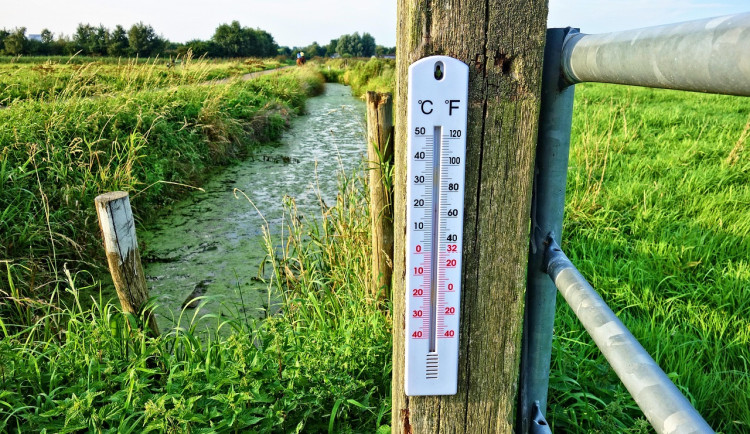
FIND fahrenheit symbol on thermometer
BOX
[404,56,468,396]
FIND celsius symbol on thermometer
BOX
[404,56,468,396]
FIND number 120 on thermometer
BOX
[405,56,468,396]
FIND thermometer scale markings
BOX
[405,56,468,396]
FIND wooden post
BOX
[366,91,395,299]
[392,0,548,432]
[95,191,159,336]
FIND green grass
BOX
[0,59,389,431]
[316,58,395,97]
[548,83,750,432]
[0,55,285,105]
[0,169,390,432]
[0,65,325,330]
[330,61,750,430]
[3,57,749,432]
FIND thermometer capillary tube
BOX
[429,125,442,353]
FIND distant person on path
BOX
[296,51,306,66]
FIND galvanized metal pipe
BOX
[518,27,576,434]
[562,13,750,96]
[545,237,714,434]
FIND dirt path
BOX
[210,65,296,85]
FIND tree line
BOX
[294,32,395,59]
[0,23,167,57]
[0,22,395,59]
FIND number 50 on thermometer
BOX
[405,56,469,396]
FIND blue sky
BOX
[1,0,748,48]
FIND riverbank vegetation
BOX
[0,171,390,432]
[0,55,284,105]
[318,57,395,96]
[1,63,323,328]
[2,60,392,431]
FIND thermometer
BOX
[404,56,469,396]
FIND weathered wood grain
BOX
[392,0,548,432]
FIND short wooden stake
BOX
[366,91,395,299]
[95,191,159,336]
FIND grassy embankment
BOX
[1,59,393,432]
[1,60,321,320]
[316,57,395,97]
[0,55,285,105]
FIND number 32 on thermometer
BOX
[405,56,468,396]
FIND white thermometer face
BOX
[404,56,468,396]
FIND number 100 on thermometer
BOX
[405,56,468,396]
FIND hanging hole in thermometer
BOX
[405,56,468,396]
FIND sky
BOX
[1,0,748,48]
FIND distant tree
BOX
[277,46,292,57]
[212,21,277,57]
[32,29,55,56]
[254,29,277,57]
[4,27,28,56]
[326,38,338,57]
[56,34,76,55]
[92,25,109,55]
[337,33,364,57]
[108,25,129,56]
[375,45,396,57]
[27,38,44,55]
[0,29,9,53]
[213,21,245,57]
[40,29,54,44]
[73,24,95,54]
[361,32,375,57]
[179,39,221,57]
[304,41,322,58]
[128,22,162,56]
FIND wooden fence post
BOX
[95,191,159,336]
[392,0,548,432]
[366,91,395,299]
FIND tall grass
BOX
[317,58,395,97]
[0,55,284,105]
[548,83,750,432]
[0,169,391,432]
[0,66,325,332]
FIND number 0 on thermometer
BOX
[405,56,468,396]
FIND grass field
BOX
[0,56,285,105]
[1,57,749,432]
[548,83,750,432]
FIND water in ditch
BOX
[139,83,366,330]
